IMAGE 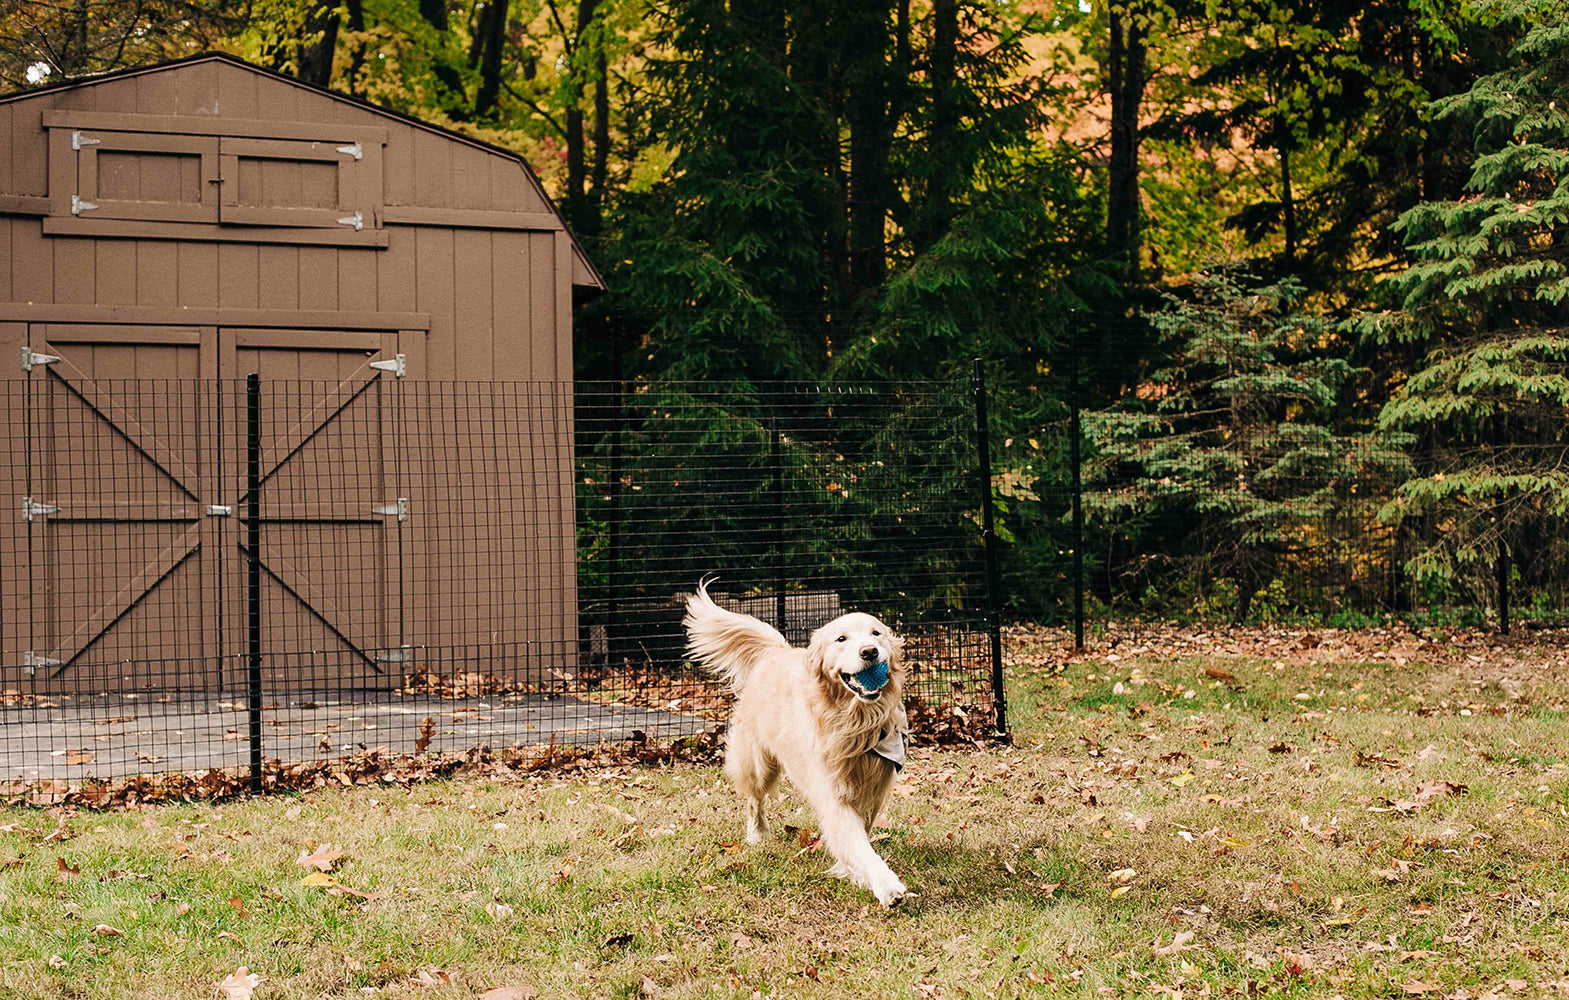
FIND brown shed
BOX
[0,53,602,694]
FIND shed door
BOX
[73,131,221,223]
[229,330,408,688]
[22,324,223,691]
[219,138,370,229]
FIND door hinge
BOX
[336,142,363,161]
[22,651,62,677]
[368,353,405,378]
[375,645,413,664]
[206,504,232,517]
[337,211,364,230]
[71,130,100,151]
[71,194,97,215]
[22,495,59,521]
[371,497,409,522]
[21,346,60,371]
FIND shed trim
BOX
[381,206,562,231]
[41,110,389,145]
[40,217,392,247]
[0,304,431,330]
[0,195,48,215]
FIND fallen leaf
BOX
[301,872,336,888]
[730,931,753,950]
[55,857,79,881]
[415,716,436,754]
[228,897,249,918]
[92,924,123,936]
[65,751,94,766]
[294,843,344,872]
[48,955,65,968]
[1154,931,1195,956]
[602,933,635,949]
[480,989,539,1000]
[1401,981,1441,995]
[218,966,261,999]
[1170,772,1195,788]
[406,968,451,988]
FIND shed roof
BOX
[2,51,605,291]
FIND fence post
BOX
[245,373,263,795]
[771,416,786,638]
[1068,310,1085,650]
[607,329,623,657]
[972,360,1007,736]
[1497,542,1510,634]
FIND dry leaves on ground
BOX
[218,967,260,999]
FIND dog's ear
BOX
[803,632,830,680]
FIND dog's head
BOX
[805,611,905,703]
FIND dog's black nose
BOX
[859,645,880,662]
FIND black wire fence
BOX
[1,374,1002,791]
[999,310,1569,637]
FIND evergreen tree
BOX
[1089,270,1410,620]
[1365,0,1569,599]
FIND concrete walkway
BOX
[1,691,704,782]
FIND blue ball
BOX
[853,661,890,691]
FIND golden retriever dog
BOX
[683,578,910,906]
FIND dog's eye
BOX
[871,629,881,636]
[836,635,847,643]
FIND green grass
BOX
[7,630,1569,998]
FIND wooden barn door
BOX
[19,324,224,692]
[225,330,410,690]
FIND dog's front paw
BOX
[869,869,908,907]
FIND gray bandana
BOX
[870,723,907,772]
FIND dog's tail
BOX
[682,576,789,695]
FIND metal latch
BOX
[336,211,364,230]
[21,347,60,371]
[375,646,413,664]
[71,130,100,150]
[336,142,363,160]
[371,497,409,522]
[206,504,232,517]
[22,651,61,677]
[71,194,97,215]
[368,354,405,378]
[22,496,59,521]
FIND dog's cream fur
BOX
[683,579,909,906]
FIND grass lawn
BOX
[6,623,1569,998]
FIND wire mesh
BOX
[1,376,997,788]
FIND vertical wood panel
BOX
[414,228,455,379]
[0,216,13,304]
[0,105,13,195]
[135,69,179,115]
[12,217,53,303]
[411,131,453,210]
[94,241,137,304]
[381,123,413,208]
[376,231,416,312]
[528,232,554,381]
[452,230,491,377]
[489,158,520,212]
[175,243,217,307]
[12,103,46,196]
[91,78,139,114]
[217,243,259,308]
[215,63,260,120]
[175,59,220,117]
[297,247,338,311]
[338,248,376,313]
[491,232,530,379]
[257,245,300,310]
[135,242,178,306]
[554,230,571,382]
[451,146,489,210]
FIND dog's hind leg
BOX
[725,729,780,844]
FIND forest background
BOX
[7,0,1566,625]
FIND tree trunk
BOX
[474,0,511,117]
[419,0,468,112]
[1107,1,1147,284]
[1280,141,1296,262]
[345,0,368,97]
[587,37,610,239]
[846,4,890,297]
[297,0,341,88]
[920,0,958,249]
